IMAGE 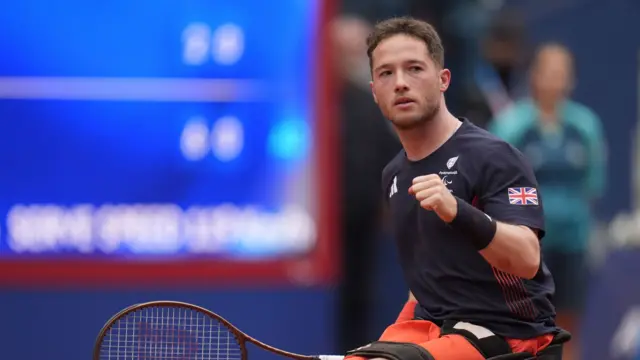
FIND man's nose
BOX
[394,71,409,92]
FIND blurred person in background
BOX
[460,9,530,129]
[490,43,607,360]
[330,14,401,353]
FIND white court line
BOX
[0,76,268,102]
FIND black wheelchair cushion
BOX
[535,344,564,360]
[486,352,534,360]
[487,329,572,360]
[346,341,435,360]
[549,329,571,345]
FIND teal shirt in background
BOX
[489,99,606,253]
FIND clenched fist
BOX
[409,174,458,223]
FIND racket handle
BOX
[317,355,345,360]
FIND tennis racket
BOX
[93,300,345,360]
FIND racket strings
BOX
[99,306,242,360]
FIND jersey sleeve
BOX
[478,142,545,238]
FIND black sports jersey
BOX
[382,118,557,339]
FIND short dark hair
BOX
[366,17,445,70]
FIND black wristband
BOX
[449,196,497,250]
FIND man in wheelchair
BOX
[345,16,569,360]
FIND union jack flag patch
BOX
[508,187,538,205]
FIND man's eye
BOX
[409,66,422,72]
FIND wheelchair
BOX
[341,329,571,360]
[486,329,571,360]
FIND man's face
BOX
[531,48,573,105]
[369,34,449,130]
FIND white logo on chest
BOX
[439,156,459,191]
[389,176,398,198]
[446,156,459,169]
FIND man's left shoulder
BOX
[459,121,525,163]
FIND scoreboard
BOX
[0,0,338,286]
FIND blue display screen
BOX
[0,0,320,259]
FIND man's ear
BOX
[439,68,451,92]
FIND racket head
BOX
[93,300,247,360]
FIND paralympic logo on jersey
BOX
[439,156,459,191]
[441,175,453,185]
[439,171,456,191]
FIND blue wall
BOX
[582,250,640,360]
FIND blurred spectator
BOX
[489,43,606,360]
[460,8,530,129]
[330,15,401,353]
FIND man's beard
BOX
[390,100,441,131]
